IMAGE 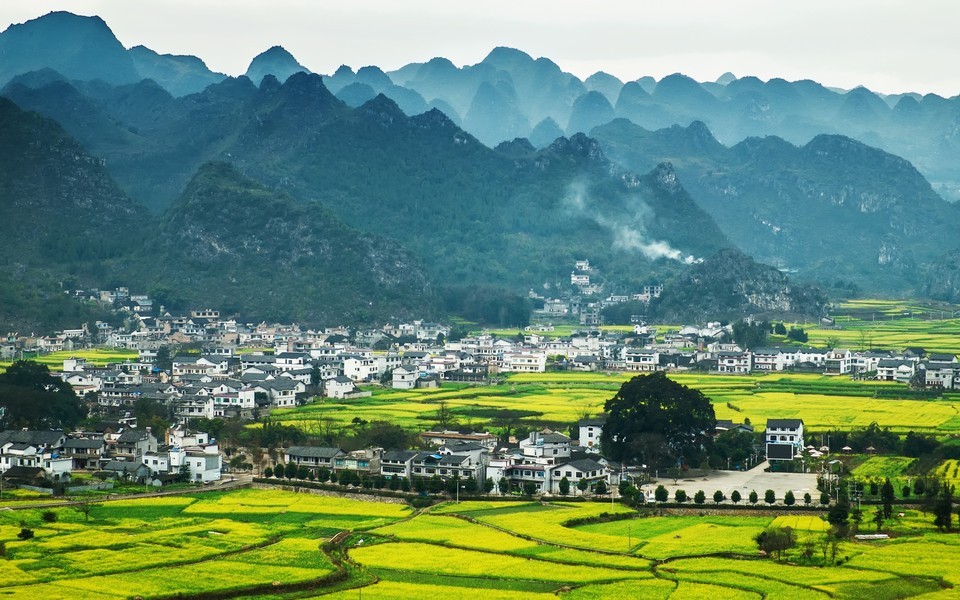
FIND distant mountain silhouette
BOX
[244,45,309,86]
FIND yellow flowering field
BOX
[349,541,649,584]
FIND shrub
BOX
[17,528,34,541]
[41,511,58,523]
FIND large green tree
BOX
[0,360,86,429]
[601,372,715,469]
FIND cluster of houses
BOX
[284,420,620,495]
[0,424,221,490]
[21,315,960,432]
[281,415,811,495]
[530,259,663,326]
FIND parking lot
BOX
[639,461,819,502]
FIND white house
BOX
[765,419,804,461]
[578,417,606,452]
[325,376,357,399]
[548,458,608,494]
[391,365,418,390]
[716,351,752,374]
[343,355,378,382]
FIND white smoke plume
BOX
[564,182,701,264]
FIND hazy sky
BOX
[3,0,958,96]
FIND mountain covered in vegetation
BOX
[142,162,434,323]
[650,248,826,322]
[591,119,959,293]
[2,71,729,294]
[0,99,432,328]
[4,10,958,328]
[0,97,144,332]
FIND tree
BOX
[749,490,759,505]
[828,501,850,527]
[820,491,831,505]
[601,372,715,469]
[784,490,795,506]
[786,327,808,343]
[577,478,590,495]
[764,489,776,505]
[389,475,400,491]
[285,462,299,479]
[709,430,755,469]
[433,400,457,430]
[732,320,769,349]
[677,489,689,503]
[498,477,509,495]
[803,492,812,506]
[75,502,97,522]
[155,346,174,372]
[556,476,570,496]
[933,485,955,532]
[594,480,607,495]
[731,490,742,504]
[273,463,285,479]
[713,490,725,505]
[523,481,537,497]
[881,478,895,519]
[0,360,87,429]
[654,485,668,503]
[872,508,885,532]
[263,466,274,478]
[754,527,795,560]
[296,465,309,480]
[484,477,495,494]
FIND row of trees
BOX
[652,486,825,507]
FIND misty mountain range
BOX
[1,11,959,329]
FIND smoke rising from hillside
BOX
[565,182,701,264]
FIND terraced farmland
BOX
[0,488,407,598]
[0,489,956,598]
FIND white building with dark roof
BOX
[765,419,804,461]
[284,446,345,469]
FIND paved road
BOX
[640,461,819,502]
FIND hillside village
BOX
[1,287,955,500]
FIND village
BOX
[0,260,953,501]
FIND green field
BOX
[0,488,409,598]
[0,348,139,372]
[0,488,955,598]
[270,370,960,435]
[791,299,960,355]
